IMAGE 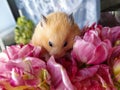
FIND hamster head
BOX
[32,12,80,58]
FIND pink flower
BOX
[101,26,120,46]
[0,44,52,89]
[72,30,112,64]
[71,65,116,90]
[113,60,120,83]
[0,44,41,61]
[6,57,47,86]
[0,56,51,89]
[47,56,75,90]
[81,24,120,46]
[0,44,75,90]
[110,46,120,84]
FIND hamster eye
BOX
[63,41,67,47]
[49,41,53,47]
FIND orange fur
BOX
[31,12,81,58]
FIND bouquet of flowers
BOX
[0,24,120,90]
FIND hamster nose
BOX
[53,52,65,58]
[49,48,65,58]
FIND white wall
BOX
[0,0,16,32]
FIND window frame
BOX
[7,0,20,21]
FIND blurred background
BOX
[0,0,120,51]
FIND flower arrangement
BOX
[0,24,120,90]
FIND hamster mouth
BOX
[52,53,65,59]
[51,49,72,59]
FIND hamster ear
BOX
[68,13,74,25]
[40,14,47,27]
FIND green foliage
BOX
[14,16,35,45]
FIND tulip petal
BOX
[47,56,75,90]
[83,30,101,46]
[87,43,108,64]
[72,39,94,63]
[74,65,99,81]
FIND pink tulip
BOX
[0,44,52,89]
[82,24,120,46]
[113,60,120,83]
[72,30,112,64]
[55,54,78,79]
[0,44,75,90]
[101,26,120,46]
[0,44,41,61]
[111,46,120,84]
[71,65,116,90]
[0,56,50,88]
[47,56,75,90]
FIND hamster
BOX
[31,12,81,58]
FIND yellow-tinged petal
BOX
[115,40,120,46]
[0,81,34,90]
[113,61,120,75]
